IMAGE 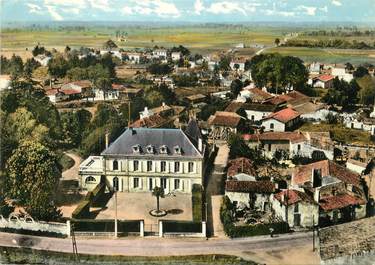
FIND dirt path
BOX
[61,152,82,181]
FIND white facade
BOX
[246,110,273,122]
[331,68,353,82]
[92,89,119,101]
[271,194,319,228]
[153,49,167,58]
[127,53,141,64]
[230,62,245,71]
[226,191,270,211]
[262,119,286,132]
[34,55,51,66]
[171,52,182,61]
[103,157,203,194]
[0,75,11,90]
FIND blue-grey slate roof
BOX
[101,128,203,158]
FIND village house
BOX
[100,49,123,60]
[308,62,322,74]
[261,107,301,132]
[242,103,281,123]
[230,58,246,71]
[112,84,143,100]
[152,49,167,59]
[271,189,319,228]
[292,160,367,226]
[207,111,244,140]
[331,66,353,83]
[171,52,182,61]
[244,132,306,159]
[310,74,334,89]
[239,87,273,103]
[79,124,205,194]
[243,131,334,160]
[126,52,142,64]
[0,75,11,91]
[45,89,69,103]
[225,157,275,211]
[34,54,51,66]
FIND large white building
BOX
[79,123,205,194]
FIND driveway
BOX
[95,192,193,225]
[205,144,229,237]
[61,152,82,181]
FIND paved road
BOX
[205,144,229,237]
[0,231,314,257]
[61,152,82,181]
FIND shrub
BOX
[71,199,90,219]
[0,227,66,238]
[220,196,289,238]
[192,184,203,221]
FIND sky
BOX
[1,0,375,23]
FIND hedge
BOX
[90,182,106,207]
[163,220,202,233]
[71,219,141,233]
[71,182,107,219]
[71,199,90,219]
[192,184,203,222]
[0,227,67,238]
[220,196,289,238]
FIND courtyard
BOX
[95,192,193,225]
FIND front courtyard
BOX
[95,192,193,225]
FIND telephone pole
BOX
[71,224,78,261]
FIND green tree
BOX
[147,63,173,75]
[23,58,40,80]
[5,141,61,220]
[230,79,243,98]
[48,54,68,79]
[219,56,231,71]
[353,66,369,78]
[8,54,24,79]
[357,75,375,105]
[145,90,164,108]
[103,39,118,50]
[274,38,280,46]
[152,186,165,213]
[32,45,46,57]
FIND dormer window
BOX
[132,144,141,153]
[146,145,154,154]
[159,145,168,154]
[174,145,181,155]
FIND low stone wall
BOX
[319,216,375,261]
[159,220,206,238]
[0,214,69,236]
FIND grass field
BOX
[299,122,373,145]
[266,46,375,65]
[2,25,375,64]
[0,26,282,57]
[0,246,256,265]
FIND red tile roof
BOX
[264,96,287,106]
[243,132,306,143]
[318,74,334,82]
[293,160,361,187]
[208,111,242,127]
[243,87,273,101]
[225,180,275,193]
[225,102,244,112]
[319,194,366,211]
[264,107,300,123]
[227,157,257,177]
[60,88,81,95]
[274,189,315,206]
[130,114,168,128]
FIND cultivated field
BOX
[2,25,375,65]
[266,46,375,65]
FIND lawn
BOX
[299,122,373,145]
[0,247,257,265]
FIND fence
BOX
[0,214,69,236]
[71,219,144,237]
[159,220,206,238]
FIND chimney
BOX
[198,138,203,152]
[105,131,109,149]
[314,189,320,203]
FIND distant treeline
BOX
[283,39,375,50]
[302,29,375,37]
